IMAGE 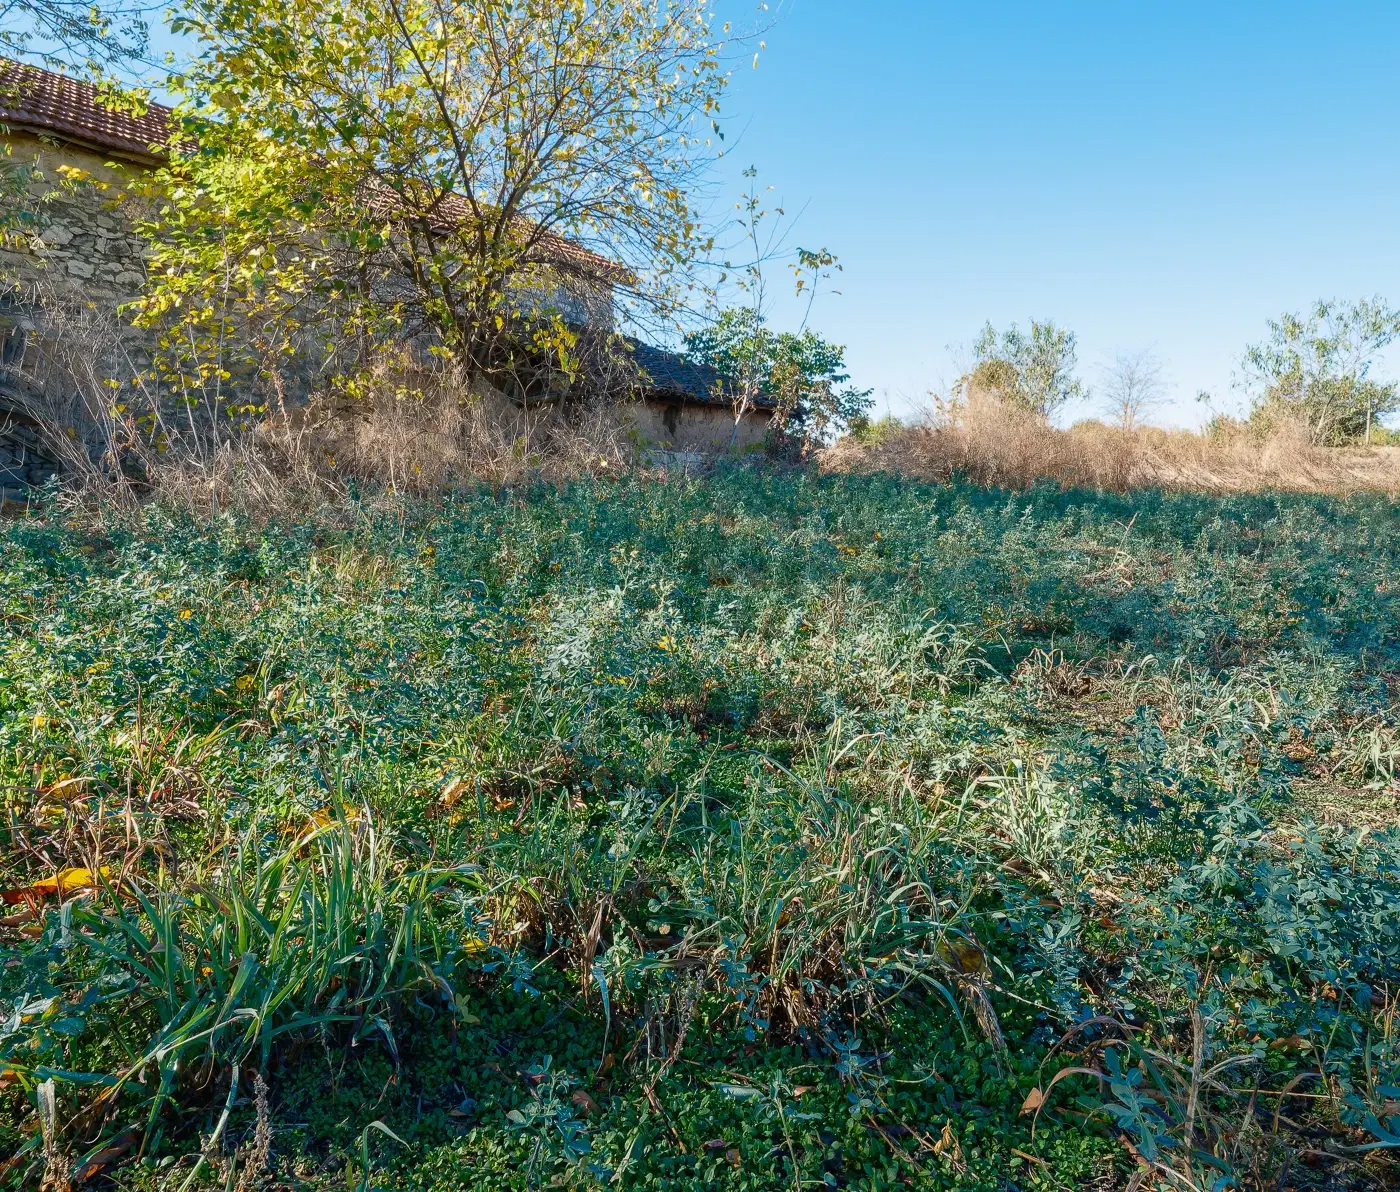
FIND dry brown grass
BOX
[823,389,1400,494]
[4,288,636,516]
[133,385,635,518]
[135,372,637,519]
[257,355,632,487]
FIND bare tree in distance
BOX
[1101,348,1166,431]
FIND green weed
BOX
[1,472,1398,1189]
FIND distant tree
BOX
[137,0,728,397]
[846,411,902,444]
[684,307,873,445]
[1243,298,1400,445]
[967,319,1084,420]
[700,166,853,449]
[1100,348,1166,431]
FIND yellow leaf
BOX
[935,935,988,976]
[1,866,112,904]
[439,777,468,807]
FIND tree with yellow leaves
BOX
[138,0,730,404]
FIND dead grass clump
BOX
[259,354,633,489]
[2,281,637,516]
[135,377,635,518]
[825,388,1400,494]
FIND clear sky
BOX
[708,1,1400,426]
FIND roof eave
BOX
[0,117,164,167]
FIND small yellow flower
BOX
[32,713,48,729]
[234,675,256,692]
[655,635,676,652]
[179,609,194,620]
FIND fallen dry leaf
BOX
[74,1129,138,1183]
[932,1121,964,1165]
[1020,1086,1046,1114]
[439,777,468,807]
[1,866,112,905]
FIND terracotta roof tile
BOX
[363,183,631,284]
[0,59,171,163]
[0,57,629,284]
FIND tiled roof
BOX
[627,337,775,410]
[363,183,630,284]
[0,57,627,283]
[0,59,171,163]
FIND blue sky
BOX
[117,3,1400,425]
[708,1,1400,425]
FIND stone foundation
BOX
[624,398,773,454]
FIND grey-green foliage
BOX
[3,473,1400,1185]
[970,318,1086,419]
[1243,295,1400,444]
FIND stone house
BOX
[0,59,771,495]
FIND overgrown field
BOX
[2,471,1399,1191]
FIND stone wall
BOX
[0,129,773,482]
[0,133,152,457]
[510,271,614,329]
[0,134,153,493]
[0,132,149,307]
[624,398,773,454]
[0,403,59,499]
